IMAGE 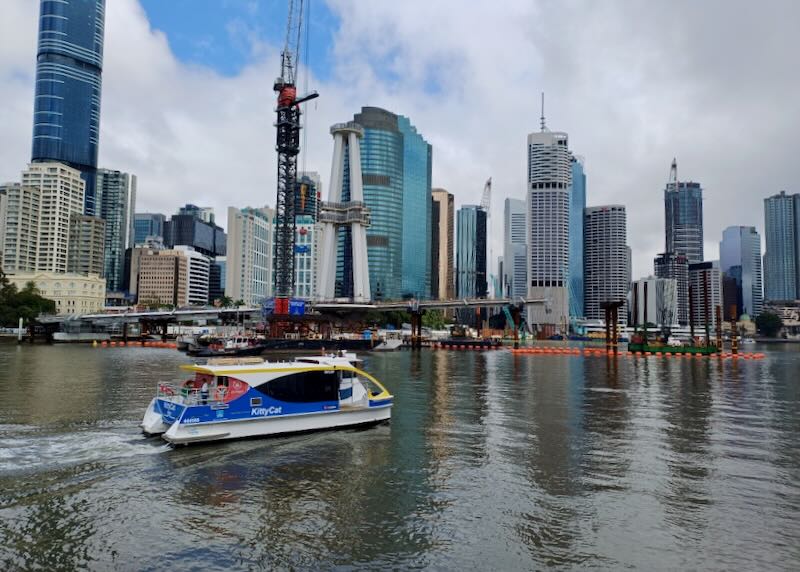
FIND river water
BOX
[0,343,798,570]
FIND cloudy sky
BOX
[1,0,797,280]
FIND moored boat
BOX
[141,353,392,445]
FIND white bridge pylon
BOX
[317,122,371,302]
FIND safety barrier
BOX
[92,340,179,349]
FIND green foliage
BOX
[755,312,782,337]
[422,309,449,330]
[0,267,56,326]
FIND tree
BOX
[422,309,449,330]
[0,267,56,326]
[756,312,782,338]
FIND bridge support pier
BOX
[511,305,521,349]
[409,309,425,350]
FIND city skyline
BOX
[1,1,798,281]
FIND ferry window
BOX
[250,397,262,407]
[256,371,339,403]
[217,376,229,387]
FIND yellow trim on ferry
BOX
[178,364,392,400]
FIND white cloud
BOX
[1,0,797,282]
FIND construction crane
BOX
[273,0,318,307]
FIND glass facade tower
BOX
[348,107,432,300]
[398,116,432,299]
[720,225,763,317]
[665,181,704,264]
[456,205,488,299]
[96,169,136,292]
[31,0,106,215]
[763,191,800,301]
[569,156,586,317]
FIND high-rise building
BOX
[431,189,455,300]
[503,197,527,299]
[134,213,166,245]
[583,205,629,321]
[137,250,188,307]
[0,185,12,268]
[294,215,318,300]
[96,169,136,291]
[208,256,226,304]
[689,261,723,330]
[654,252,690,325]
[720,226,763,317]
[630,276,678,329]
[67,214,105,276]
[456,205,487,299]
[177,204,215,224]
[31,0,106,215]
[763,191,799,301]
[175,246,210,306]
[2,163,85,275]
[225,206,274,306]
[346,107,432,300]
[664,171,704,264]
[526,123,571,327]
[164,212,226,257]
[123,244,163,298]
[569,155,586,317]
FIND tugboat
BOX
[141,353,392,445]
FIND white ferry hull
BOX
[161,405,391,445]
[141,398,170,435]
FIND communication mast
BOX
[273,0,318,306]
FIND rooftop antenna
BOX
[540,92,547,131]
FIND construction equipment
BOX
[273,0,318,306]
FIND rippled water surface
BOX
[1,342,799,570]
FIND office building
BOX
[431,189,455,300]
[2,163,85,274]
[569,155,586,317]
[654,252,690,325]
[67,214,105,276]
[294,174,320,219]
[96,169,136,291]
[137,250,188,307]
[338,107,431,300]
[456,205,487,299]
[123,244,163,298]
[134,213,166,245]
[164,211,226,257]
[209,256,226,304]
[31,0,106,215]
[503,197,527,299]
[294,215,317,300]
[526,122,571,326]
[720,226,763,317]
[177,204,215,224]
[7,271,105,314]
[175,246,210,306]
[763,191,799,301]
[225,206,274,306]
[689,261,723,329]
[664,169,704,264]
[583,205,629,321]
[630,276,678,329]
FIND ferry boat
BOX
[141,353,393,445]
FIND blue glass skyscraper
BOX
[763,191,800,301]
[569,156,586,318]
[31,0,106,215]
[665,180,704,264]
[348,107,432,300]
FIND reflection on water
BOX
[0,343,799,570]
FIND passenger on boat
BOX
[201,380,209,405]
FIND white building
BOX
[7,271,105,315]
[503,197,527,299]
[225,206,274,306]
[173,246,210,306]
[583,205,630,320]
[630,276,678,328]
[2,163,85,275]
[0,184,9,267]
[294,215,318,300]
[526,126,572,327]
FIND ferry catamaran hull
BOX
[141,354,392,445]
